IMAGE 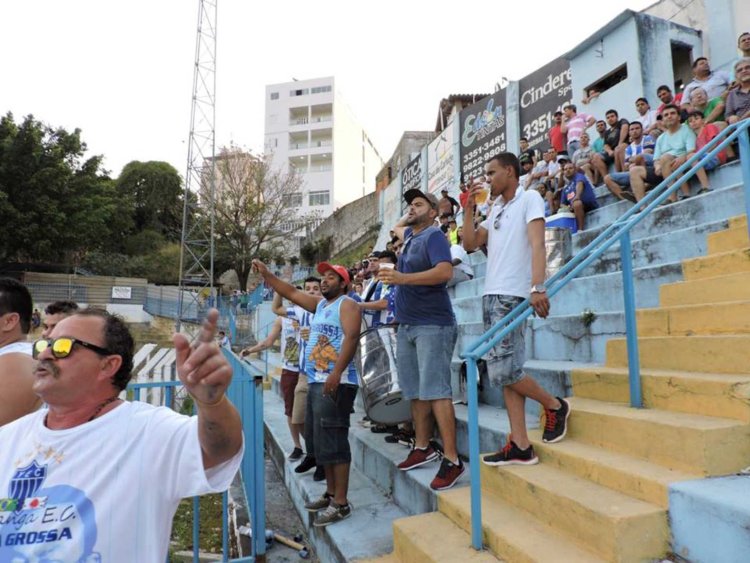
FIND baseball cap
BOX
[403,189,438,209]
[557,155,570,163]
[316,262,351,284]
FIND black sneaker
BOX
[543,397,571,444]
[288,447,304,461]
[429,439,445,458]
[313,465,326,481]
[482,439,539,466]
[359,416,372,427]
[385,429,415,445]
[295,456,316,474]
[313,501,352,527]
[370,424,398,434]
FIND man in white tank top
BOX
[0,278,41,425]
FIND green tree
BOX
[0,112,126,265]
[204,146,319,290]
[116,160,184,241]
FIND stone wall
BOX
[308,190,380,256]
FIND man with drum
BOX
[252,259,361,527]
[379,189,463,491]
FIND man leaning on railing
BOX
[0,308,244,562]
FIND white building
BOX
[264,76,383,246]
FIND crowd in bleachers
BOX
[436,38,750,236]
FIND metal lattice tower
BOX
[176,0,218,333]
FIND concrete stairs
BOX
[375,213,750,557]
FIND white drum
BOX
[356,324,411,425]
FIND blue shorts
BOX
[702,155,721,171]
[608,171,631,188]
[482,295,526,387]
[397,324,457,400]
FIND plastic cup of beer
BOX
[379,263,395,272]
[472,177,490,205]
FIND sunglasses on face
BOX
[33,337,113,359]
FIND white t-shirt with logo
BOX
[480,189,546,298]
[0,401,242,562]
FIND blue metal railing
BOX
[127,348,265,562]
[460,120,750,550]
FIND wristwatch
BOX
[530,284,547,294]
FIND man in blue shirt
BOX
[559,162,600,231]
[378,189,462,491]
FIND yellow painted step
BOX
[354,556,401,563]
[708,225,750,254]
[567,397,750,474]
[473,461,666,562]
[637,300,750,336]
[606,334,750,374]
[660,271,750,306]
[729,214,748,230]
[439,487,605,563]
[392,511,500,562]
[682,247,750,280]
[529,431,698,508]
[572,366,750,422]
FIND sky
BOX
[2,0,656,179]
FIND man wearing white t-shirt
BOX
[0,278,41,425]
[447,241,474,287]
[463,153,570,466]
[0,308,243,562]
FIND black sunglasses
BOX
[33,337,113,360]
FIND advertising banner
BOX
[400,153,423,194]
[427,124,455,197]
[518,58,573,151]
[458,90,507,182]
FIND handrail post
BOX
[738,126,750,241]
[620,231,642,408]
[466,357,483,550]
[253,373,266,558]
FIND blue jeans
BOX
[396,324,457,400]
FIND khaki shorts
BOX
[292,375,309,425]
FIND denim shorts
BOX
[703,155,721,172]
[608,171,632,188]
[307,382,358,465]
[397,323,457,400]
[482,295,527,387]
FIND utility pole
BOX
[176,0,218,333]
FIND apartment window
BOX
[309,190,330,206]
[311,85,332,94]
[270,92,279,100]
[283,192,303,207]
[290,88,309,97]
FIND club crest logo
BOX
[9,461,46,510]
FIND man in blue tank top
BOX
[252,259,361,527]
[379,189,463,491]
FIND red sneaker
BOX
[397,446,438,471]
[430,458,465,490]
